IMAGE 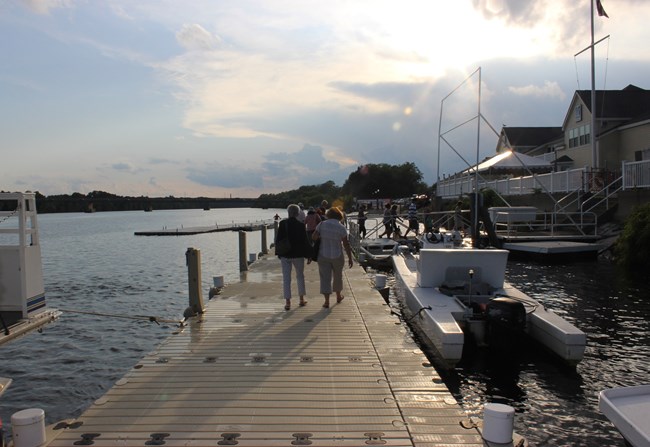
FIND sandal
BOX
[284,300,291,311]
[336,295,345,303]
[299,300,307,307]
[322,302,330,308]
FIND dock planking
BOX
[46,254,492,447]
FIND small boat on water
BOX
[599,385,650,447]
[358,237,399,269]
[391,232,587,367]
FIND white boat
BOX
[358,237,399,269]
[391,234,587,366]
[0,192,61,346]
[599,385,650,447]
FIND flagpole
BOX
[590,0,598,169]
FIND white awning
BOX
[463,151,551,173]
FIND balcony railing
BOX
[437,159,650,198]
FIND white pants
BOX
[280,257,306,299]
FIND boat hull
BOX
[391,248,586,366]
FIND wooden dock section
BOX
[46,255,493,447]
[134,222,272,236]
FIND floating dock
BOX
[134,222,273,236]
[43,254,510,447]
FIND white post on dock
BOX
[482,403,514,444]
[239,231,248,272]
[261,225,268,255]
[185,248,204,314]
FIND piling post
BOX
[273,220,279,244]
[261,225,268,255]
[239,231,248,272]
[185,247,204,315]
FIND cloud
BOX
[471,0,544,25]
[508,81,566,100]
[176,24,221,51]
[187,165,265,189]
[107,162,146,175]
[19,0,73,14]
[186,143,350,191]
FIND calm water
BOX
[1,209,648,447]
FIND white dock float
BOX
[502,240,601,258]
[45,255,493,447]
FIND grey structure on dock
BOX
[47,255,495,447]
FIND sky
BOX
[2,0,650,198]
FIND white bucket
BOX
[248,253,257,263]
[482,403,514,444]
[375,274,387,289]
[11,408,46,447]
[213,276,224,288]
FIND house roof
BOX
[502,127,563,148]
[576,84,650,121]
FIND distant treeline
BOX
[0,191,257,214]
[2,162,431,214]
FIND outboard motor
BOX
[486,297,526,351]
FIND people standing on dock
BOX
[390,204,401,237]
[403,197,419,237]
[312,207,354,308]
[275,204,313,310]
[318,200,328,218]
[297,203,306,223]
[357,204,367,239]
[304,206,322,241]
[378,203,393,238]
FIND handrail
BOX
[491,210,598,237]
[580,175,623,216]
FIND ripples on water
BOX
[1,209,648,447]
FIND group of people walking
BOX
[274,203,354,311]
[377,197,420,238]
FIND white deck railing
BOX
[622,159,650,190]
[437,168,587,198]
[438,160,650,198]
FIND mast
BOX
[474,68,482,241]
[590,0,598,169]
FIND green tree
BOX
[615,203,650,278]
[341,162,428,199]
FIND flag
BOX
[596,0,609,18]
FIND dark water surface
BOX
[386,258,649,446]
[1,209,648,446]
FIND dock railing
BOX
[491,210,598,237]
[439,159,650,199]
[622,159,650,190]
[437,167,587,198]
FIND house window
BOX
[568,124,590,148]
[575,104,582,122]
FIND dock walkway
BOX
[47,255,489,447]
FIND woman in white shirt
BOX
[312,207,354,308]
